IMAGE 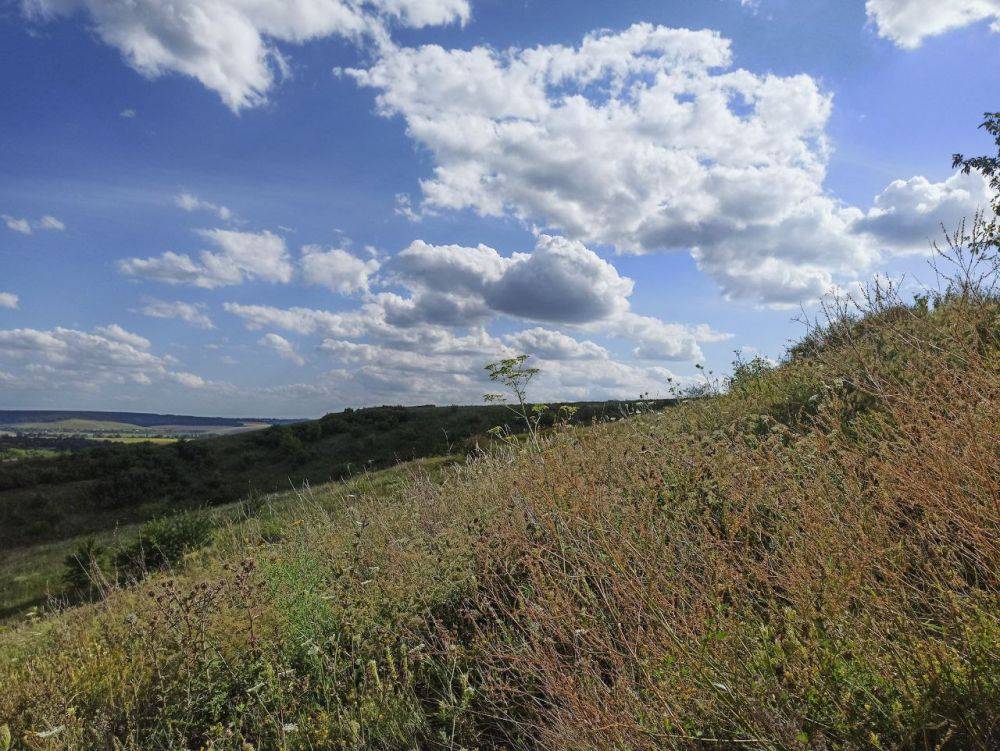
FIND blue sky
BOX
[1,0,998,417]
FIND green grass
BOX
[0,525,143,621]
[0,455,460,626]
[0,447,60,462]
[92,435,178,444]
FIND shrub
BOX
[115,511,216,580]
[62,538,108,599]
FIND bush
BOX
[62,538,108,599]
[115,511,215,580]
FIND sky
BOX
[1,0,998,418]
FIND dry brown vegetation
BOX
[1,255,998,749]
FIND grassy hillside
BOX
[0,285,998,748]
[0,400,670,619]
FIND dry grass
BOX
[459,295,1000,750]
[1,287,998,749]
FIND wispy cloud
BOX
[175,192,234,222]
[137,298,215,329]
[258,333,305,366]
[3,214,66,234]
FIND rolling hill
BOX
[0,410,288,429]
[0,399,672,618]
[1,289,997,749]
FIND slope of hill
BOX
[0,288,997,749]
[0,400,672,618]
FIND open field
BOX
[0,448,61,462]
[8,419,159,432]
[5,420,275,435]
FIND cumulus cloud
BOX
[301,245,380,294]
[119,229,293,287]
[138,298,215,329]
[228,233,724,362]
[0,292,18,310]
[390,235,632,326]
[503,328,608,360]
[343,23,879,306]
[0,324,212,391]
[225,287,708,407]
[258,332,305,365]
[866,0,1000,48]
[3,214,64,234]
[385,235,722,358]
[22,0,470,111]
[270,343,689,408]
[487,235,634,323]
[855,171,995,252]
[225,301,497,354]
[608,313,731,360]
[221,231,728,407]
[94,323,152,350]
[176,192,234,222]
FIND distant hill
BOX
[0,410,296,429]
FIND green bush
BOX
[115,511,215,580]
[62,538,108,599]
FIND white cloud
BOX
[223,288,707,408]
[228,233,725,363]
[272,342,688,407]
[258,332,305,365]
[22,0,470,111]
[866,0,1000,48]
[855,171,995,252]
[0,293,18,310]
[344,24,889,307]
[138,298,215,329]
[607,313,730,360]
[503,327,608,360]
[226,300,497,354]
[3,214,66,234]
[386,235,721,359]
[390,235,632,326]
[301,245,380,294]
[94,323,152,350]
[486,235,633,323]
[222,229,731,408]
[176,192,234,222]
[224,302,346,335]
[119,229,293,287]
[39,215,66,231]
[0,324,210,391]
[168,371,208,388]
[2,215,32,234]
[120,107,136,118]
